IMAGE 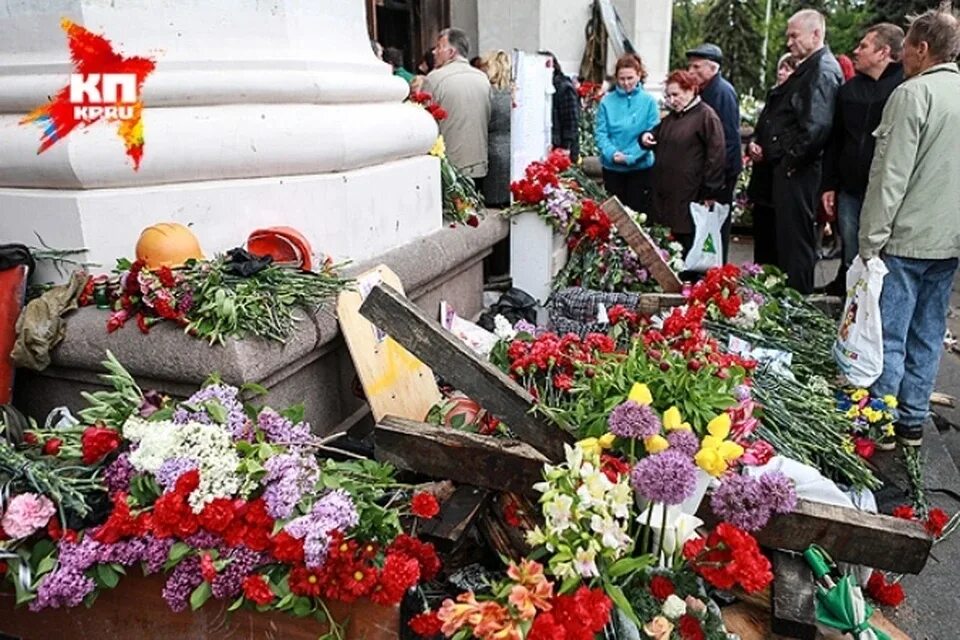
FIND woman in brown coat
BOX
[641,69,726,256]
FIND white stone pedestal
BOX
[509,211,567,323]
[0,1,441,282]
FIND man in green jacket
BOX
[859,8,960,447]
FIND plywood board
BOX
[601,196,684,293]
[337,265,442,423]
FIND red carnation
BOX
[853,436,876,460]
[94,492,148,543]
[242,574,275,606]
[270,530,305,564]
[388,534,441,581]
[528,612,566,640]
[925,508,950,537]
[370,552,420,606]
[42,438,62,456]
[200,552,217,583]
[199,498,236,534]
[678,614,706,640]
[411,492,440,519]
[80,425,122,465]
[649,575,675,600]
[867,571,905,607]
[175,469,201,496]
[892,505,915,521]
[408,610,443,637]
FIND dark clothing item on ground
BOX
[699,72,742,184]
[647,99,726,235]
[602,167,653,216]
[484,88,512,207]
[822,62,904,199]
[551,73,581,162]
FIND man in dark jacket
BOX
[821,23,905,292]
[748,10,842,293]
[687,43,742,262]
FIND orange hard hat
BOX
[247,226,313,271]
[135,222,203,269]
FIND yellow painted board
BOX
[337,265,442,423]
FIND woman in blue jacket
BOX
[595,53,660,214]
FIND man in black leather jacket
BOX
[747,9,842,293]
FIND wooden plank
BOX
[336,265,442,423]
[771,551,818,640]
[477,497,535,562]
[637,292,686,316]
[374,415,549,495]
[419,485,490,543]
[697,497,932,574]
[0,573,396,640]
[360,284,573,461]
[601,196,684,293]
[722,602,911,640]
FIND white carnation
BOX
[493,314,517,341]
[662,594,687,619]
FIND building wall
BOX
[450,0,480,57]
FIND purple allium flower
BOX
[211,546,266,600]
[257,409,313,446]
[104,453,137,494]
[263,452,320,520]
[758,472,798,514]
[142,536,175,575]
[666,430,700,458]
[733,385,752,402]
[29,568,96,610]
[162,556,203,612]
[608,401,662,439]
[630,451,697,505]
[709,474,772,532]
[173,383,249,441]
[155,457,199,492]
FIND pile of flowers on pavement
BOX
[0,353,440,632]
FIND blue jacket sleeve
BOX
[595,100,618,165]
[625,95,660,164]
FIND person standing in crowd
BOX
[820,24,905,294]
[860,9,960,448]
[595,53,660,214]
[640,70,726,257]
[424,28,492,183]
[748,54,798,266]
[686,43,741,262]
[383,47,415,84]
[540,51,581,162]
[746,10,842,293]
[480,50,513,207]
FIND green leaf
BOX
[241,382,270,397]
[190,582,212,611]
[96,563,120,589]
[280,404,305,424]
[228,596,245,612]
[35,554,57,578]
[168,541,192,565]
[558,574,580,595]
[292,596,313,617]
[603,580,640,626]
[204,399,228,424]
[607,555,653,578]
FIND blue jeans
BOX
[871,254,959,426]
[837,191,862,269]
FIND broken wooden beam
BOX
[419,485,490,545]
[770,551,817,640]
[477,494,536,562]
[374,416,549,496]
[601,197,684,293]
[698,497,932,574]
[360,283,573,461]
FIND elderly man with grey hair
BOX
[423,28,492,181]
[859,7,960,449]
[747,9,842,293]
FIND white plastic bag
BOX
[683,202,730,272]
[833,257,888,387]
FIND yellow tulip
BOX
[628,383,653,406]
[701,435,722,451]
[695,447,728,477]
[717,440,744,462]
[707,414,732,440]
[599,433,616,449]
[645,435,669,454]
[663,407,692,431]
[578,433,615,457]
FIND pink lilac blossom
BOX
[1,493,56,539]
[608,401,662,439]
[211,546,267,600]
[155,457,199,492]
[142,537,176,574]
[28,568,95,610]
[104,453,137,494]
[256,409,313,446]
[630,451,697,505]
[173,383,249,441]
[263,452,320,519]
[162,555,203,612]
[285,489,358,568]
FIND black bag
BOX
[477,288,538,331]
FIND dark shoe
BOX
[876,434,897,451]
[895,423,924,448]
